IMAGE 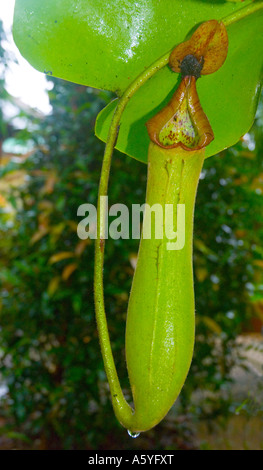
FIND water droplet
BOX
[127,430,140,438]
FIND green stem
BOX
[222,1,263,27]
[93,0,262,431]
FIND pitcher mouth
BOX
[146,76,214,151]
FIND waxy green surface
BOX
[13,1,263,162]
[125,144,204,431]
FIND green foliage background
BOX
[0,20,263,449]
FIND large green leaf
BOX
[13,0,263,161]
[95,10,263,161]
[13,0,247,92]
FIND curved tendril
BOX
[94,50,174,429]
